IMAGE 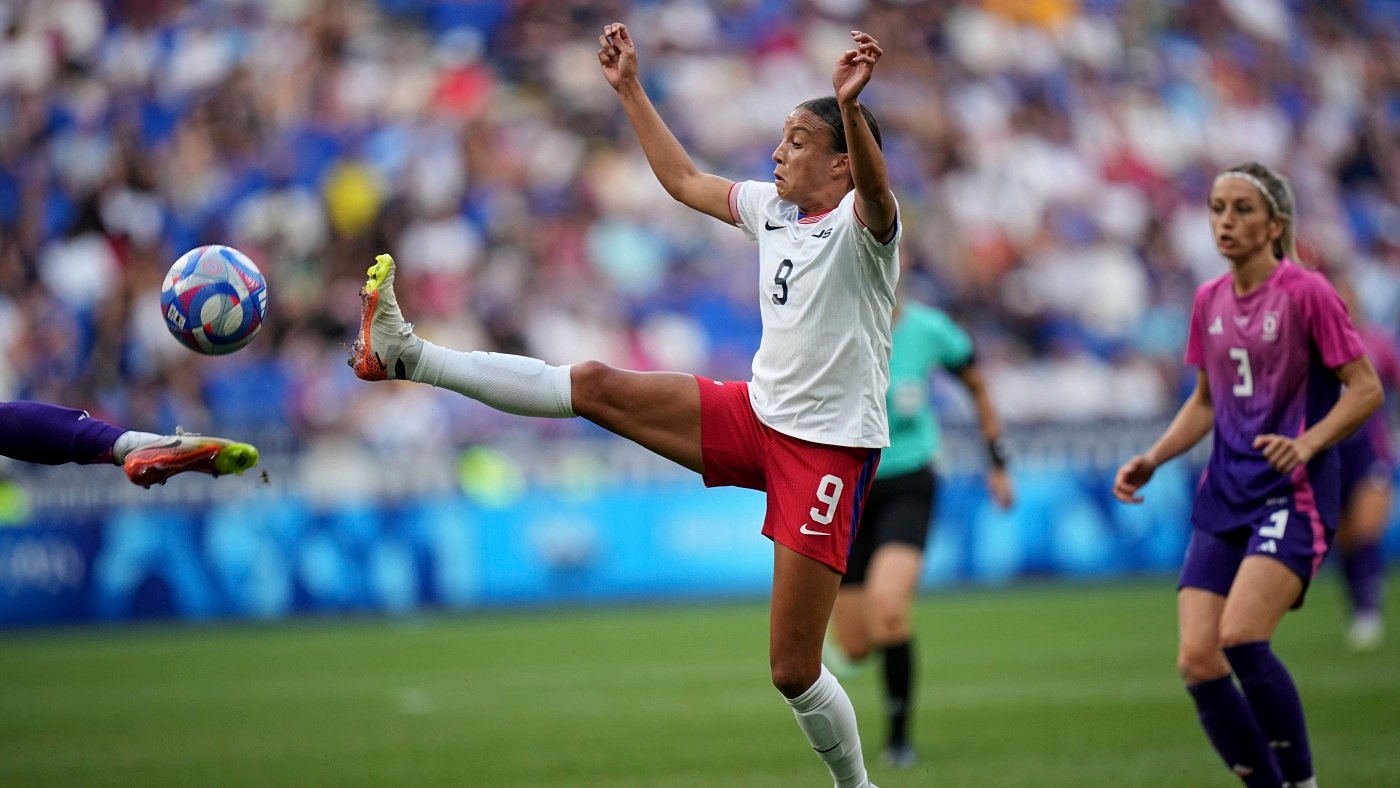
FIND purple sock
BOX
[1225,641,1314,783]
[1186,675,1283,787]
[1342,542,1385,615]
[0,401,125,465]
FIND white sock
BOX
[411,340,574,418]
[111,431,162,463]
[786,665,872,788]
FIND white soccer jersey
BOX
[728,180,900,448]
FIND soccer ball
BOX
[161,245,268,355]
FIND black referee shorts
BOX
[841,467,938,586]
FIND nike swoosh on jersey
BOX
[764,221,785,231]
[799,524,830,536]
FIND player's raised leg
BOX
[350,253,572,421]
[568,362,702,473]
[0,401,126,465]
[349,253,704,472]
[773,545,876,788]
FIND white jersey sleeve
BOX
[728,180,767,241]
[732,180,901,448]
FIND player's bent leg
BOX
[827,589,871,678]
[824,589,869,688]
[1179,587,1282,787]
[1219,556,1301,647]
[772,544,874,788]
[772,544,844,696]
[863,544,921,645]
[1340,482,1391,651]
[1220,556,1317,786]
[1177,587,1230,684]
[863,544,923,768]
[570,362,704,474]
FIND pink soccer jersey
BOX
[1184,259,1366,532]
[1356,325,1400,466]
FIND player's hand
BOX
[1253,434,1313,474]
[598,22,638,90]
[986,467,1015,509]
[834,31,882,104]
[1112,454,1156,504]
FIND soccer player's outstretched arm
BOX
[835,31,896,242]
[598,23,734,224]
[1114,370,1215,503]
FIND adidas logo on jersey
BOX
[1208,317,1223,335]
[1257,540,1278,554]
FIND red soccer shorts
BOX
[696,376,880,574]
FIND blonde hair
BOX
[1214,162,1298,261]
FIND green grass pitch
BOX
[1,576,1395,786]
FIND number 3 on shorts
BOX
[1260,509,1288,539]
[810,475,844,525]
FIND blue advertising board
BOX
[1,461,1396,626]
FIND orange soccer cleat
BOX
[348,253,416,381]
[123,432,260,488]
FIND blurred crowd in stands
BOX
[1,0,1397,454]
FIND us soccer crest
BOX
[1262,310,1280,343]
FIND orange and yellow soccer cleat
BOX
[123,433,260,488]
[348,253,416,381]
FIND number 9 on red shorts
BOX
[696,376,880,573]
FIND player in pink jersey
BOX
[350,23,898,787]
[1113,162,1382,788]
[1328,275,1399,651]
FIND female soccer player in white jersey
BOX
[350,23,898,787]
[1113,162,1382,788]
